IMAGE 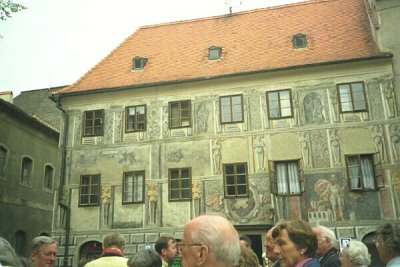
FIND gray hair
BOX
[103,233,125,249]
[316,225,336,244]
[30,236,57,254]
[0,237,23,267]
[189,215,241,266]
[376,222,400,253]
[127,249,161,267]
[342,240,371,267]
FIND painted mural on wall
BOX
[73,149,138,169]
[303,92,326,124]
[204,178,273,224]
[306,173,381,223]
[310,130,330,168]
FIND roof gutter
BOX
[55,53,392,98]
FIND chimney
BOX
[0,91,14,103]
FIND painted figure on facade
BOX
[300,132,311,168]
[329,87,339,122]
[102,185,111,225]
[372,125,386,162]
[329,129,341,166]
[253,136,265,171]
[384,81,395,118]
[196,102,209,133]
[390,124,400,160]
[147,182,158,225]
[304,92,326,124]
[314,176,344,221]
[212,139,222,174]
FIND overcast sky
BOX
[0,0,304,96]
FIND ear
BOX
[161,248,168,257]
[197,245,208,265]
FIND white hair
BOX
[190,215,241,266]
[342,240,371,267]
[316,225,336,244]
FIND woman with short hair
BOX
[339,240,371,267]
[127,249,162,267]
[272,220,320,267]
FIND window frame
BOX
[219,94,244,124]
[79,174,101,207]
[208,46,222,60]
[125,105,147,132]
[269,160,304,196]
[168,100,192,129]
[292,33,307,49]
[0,145,7,176]
[132,56,148,70]
[83,109,104,137]
[337,81,368,113]
[266,89,293,119]
[20,156,33,185]
[43,164,54,190]
[345,154,383,191]
[168,167,192,202]
[122,171,145,204]
[223,162,249,198]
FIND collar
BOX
[295,258,313,267]
[102,247,123,257]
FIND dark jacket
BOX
[320,247,340,267]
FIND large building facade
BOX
[51,0,399,266]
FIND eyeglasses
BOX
[177,243,203,252]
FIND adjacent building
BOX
[0,90,60,257]
[51,0,399,266]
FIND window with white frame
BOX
[346,154,383,191]
[270,160,303,195]
[220,95,244,124]
[267,89,293,119]
[123,171,144,203]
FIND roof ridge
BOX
[138,0,326,31]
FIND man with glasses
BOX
[155,236,178,267]
[375,222,400,267]
[179,214,241,267]
[312,225,340,267]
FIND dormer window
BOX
[132,57,148,70]
[208,46,222,60]
[292,34,307,49]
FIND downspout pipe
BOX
[50,94,71,267]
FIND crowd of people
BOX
[1,216,399,267]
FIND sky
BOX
[0,0,304,96]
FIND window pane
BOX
[171,179,179,189]
[181,189,190,198]
[170,189,180,199]
[226,175,235,185]
[237,175,247,185]
[237,185,247,195]
[360,156,375,189]
[225,165,234,175]
[348,156,361,189]
[236,164,246,174]
[181,178,190,189]
[227,186,236,196]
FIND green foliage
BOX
[0,0,26,21]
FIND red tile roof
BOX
[58,0,385,95]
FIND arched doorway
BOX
[79,241,102,267]
[362,232,385,267]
